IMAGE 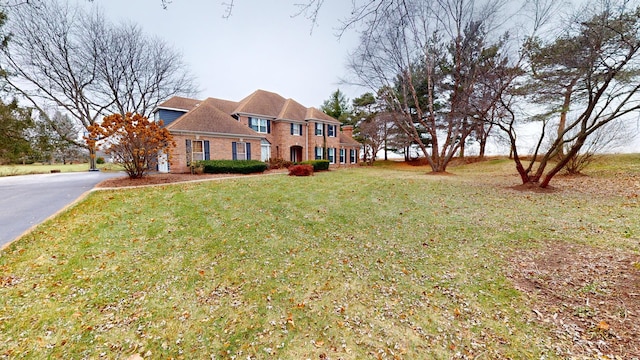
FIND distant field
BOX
[0,163,121,176]
[0,155,638,358]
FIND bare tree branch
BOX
[1,0,197,170]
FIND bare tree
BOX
[85,0,172,10]
[358,112,394,164]
[346,0,516,172]
[499,1,640,188]
[1,1,196,170]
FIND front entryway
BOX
[261,139,271,162]
[290,146,303,162]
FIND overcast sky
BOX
[82,0,640,153]
[82,0,365,109]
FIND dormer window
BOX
[249,117,270,134]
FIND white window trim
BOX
[192,140,205,161]
[236,142,247,160]
[315,122,323,136]
[328,125,336,137]
[340,148,346,164]
[250,118,269,134]
[292,123,302,136]
[328,148,335,164]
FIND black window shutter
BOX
[186,139,192,165]
[232,142,237,160]
[290,123,294,135]
[247,143,251,160]
[299,124,303,135]
[248,117,253,129]
[204,140,210,160]
[267,120,271,134]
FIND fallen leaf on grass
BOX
[597,320,610,331]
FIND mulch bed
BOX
[95,170,288,188]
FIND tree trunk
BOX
[89,146,98,171]
[479,137,486,159]
[556,81,576,158]
[540,135,586,188]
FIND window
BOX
[315,122,323,136]
[350,149,357,163]
[315,146,323,160]
[249,117,270,134]
[192,140,204,161]
[233,142,251,160]
[328,125,336,137]
[290,123,303,136]
[328,148,335,164]
[186,139,210,165]
[340,149,346,164]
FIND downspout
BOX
[305,121,309,161]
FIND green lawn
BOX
[0,163,121,176]
[1,159,638,358]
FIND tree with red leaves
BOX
[86,113,175,179]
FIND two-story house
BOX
[153,89,360,173]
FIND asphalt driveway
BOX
[0,171,123,248]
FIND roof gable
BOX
[277,98,308,122]
[233,89,287,118]
[306,107,341,124]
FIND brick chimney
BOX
[342,125,354,138]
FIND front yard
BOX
[0,163,119,176]
[1,158,638,358]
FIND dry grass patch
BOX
[510,242,640,358]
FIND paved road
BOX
[0,171,123,248]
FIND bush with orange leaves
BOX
[86,113,176,179]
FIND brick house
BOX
[154,89,361,173]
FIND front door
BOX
[290,146,303,162]
[158,152,169,173]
